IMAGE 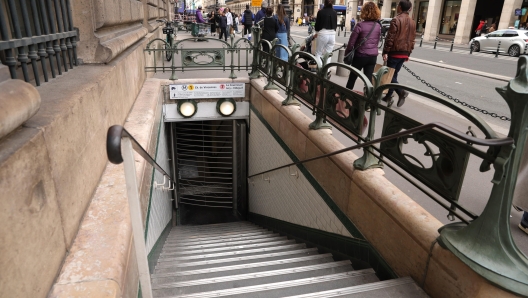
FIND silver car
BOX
[470,29,528,57]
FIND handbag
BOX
[344,22,378,65]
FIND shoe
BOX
[397,90,409,107]
[381,94,393,108]
[519,222,528,235]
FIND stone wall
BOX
[0,26,164,297]
[249,77,518,298]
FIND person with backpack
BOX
[241,5,254,39]
[254,1,268,25]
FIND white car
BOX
[470,29,528,57]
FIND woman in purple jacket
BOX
[344,2,381,90]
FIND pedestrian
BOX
[350,17,356,31]
[275,4,290,61]
[218,10,228,41]
[215,9,221,35]
[195,6,206,23]
[261,7,279,52]
[234,13,240,34]
[340,17,345,31]
[313,0,337,65]
[489,23,496,33]
[298,17,302,26]
[344,1,381,90]
[226,8,233,36]
[475,18,486,36]
[303,17,306,26]
[209,11,216,36]
[254,1,268,25]
[241,4,254,39]
[381,0,415,108]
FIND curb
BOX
[407,57,511,82]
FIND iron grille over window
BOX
[0,0,77,86]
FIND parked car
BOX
[470,29,528,57]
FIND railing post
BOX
[419,34,423,47]
[121,137,154,298]
[309,54,332,130]
[249,25,261,79]
[437,56,528,296]
[353,66,386,170]
[434,36,438,49]
[495,40,501,58]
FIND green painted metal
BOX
[143,27,528,293]
[437,57,528,296]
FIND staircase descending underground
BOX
[151,221,428,298]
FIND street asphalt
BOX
[156,27,528,255]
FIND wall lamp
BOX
[216,98,236,116]
[178,99,197,117]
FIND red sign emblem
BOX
[219,84,225,90]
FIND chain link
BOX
[402,65,511,121]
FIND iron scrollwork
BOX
[180,50,225,67]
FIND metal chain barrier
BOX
[402,64,511,121]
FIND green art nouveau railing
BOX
[144,26,528,295]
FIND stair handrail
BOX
[248,121,513,224]
[106,124,174,298]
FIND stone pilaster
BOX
[346,0,358,31]
[423,0,442,41]
[454,0,477,44]
[499,0,524,30]
[380,0,393,18]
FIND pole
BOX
[419,34,423,47]
[450,38,454,52]
[470,42,473,54]
[495,40,501,58]
[434,36,438,49]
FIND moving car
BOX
[470,29,528,57]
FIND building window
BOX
[439,0,461,35]
[416,1,428,33]
[390,2,396,18]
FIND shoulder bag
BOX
[344,22,378,65]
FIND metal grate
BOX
[175,121,234,208]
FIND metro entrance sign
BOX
[169,83,245,99]
[251,0,262,7]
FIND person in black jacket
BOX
[261,7,279,52]
[218,11,228,41]
[208,11,216,36]
[242,5,254,39]
[313,0,337,65]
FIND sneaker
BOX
[397,90,409,107]
[519,222,528,235]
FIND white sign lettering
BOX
[169,83,245,99]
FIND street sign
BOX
[515,8,522,16]
[251,0,262,7]
[170,83,246,99]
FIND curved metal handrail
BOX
[106,125,174,183]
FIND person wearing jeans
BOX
[344,2,381,90]
[381,0,415,108]
[313,0,337,66]
[275,4,290,61]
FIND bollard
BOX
[336,49,349,77]
[434,36,438,49]
[450,38,454,52]
[419,34,423,47]
[495,40,501,58]
[338,27,340,37]
[470,42,474,54]
[344,27,347,37]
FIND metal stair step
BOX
[154,247,320,274]
[152,253,336,284]
[168,225,262,237]
[157,243,309,264]
[162,234,285,251]
[282,277,429,298]
[169,222,254,232]
[152,261,357,296]
[163,231,277,246]
[152,270,378,298]
[160,239,296,257]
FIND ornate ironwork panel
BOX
[180,49,225,67]
[322,81,367,135]
[380,111,470,201]
[291,66,319,106]
[270,56,289,87]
